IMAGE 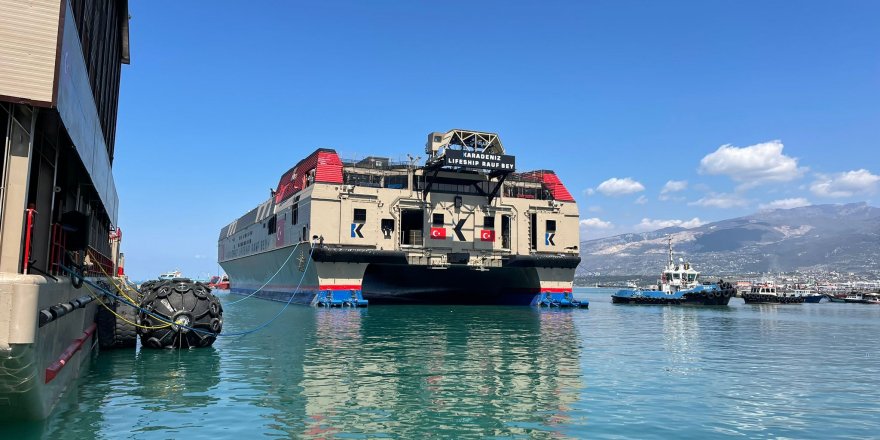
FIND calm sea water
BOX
[5,288,880,439]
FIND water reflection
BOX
[9,296,880,439]
[289,307,585,438]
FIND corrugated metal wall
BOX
[0,0,62,104]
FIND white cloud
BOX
[580,218,613,229]
[583,188,595,196]
[660,180,688,194]
[595,177,645,196]
[698,140,805,188]
[688,193,749,209]
[634,195,648,205]
[634,217,705,232]
[758,197,811,210]
[587,205,603,213]
[810,169,880,198]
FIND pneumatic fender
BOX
[138,279,223,349]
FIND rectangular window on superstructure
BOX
[354,208,367,223]
[292,203,298,225]
[484,215,495,229]
[546,219,556,233]
[432,213,444,226]
[268,215,277,235]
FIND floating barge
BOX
[0,0,130,420]
[218,129,585,307]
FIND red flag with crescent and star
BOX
[430,227,446,239]
[480,229,495,242]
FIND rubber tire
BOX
[96,298,138,349]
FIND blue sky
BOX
[114,1,880,280]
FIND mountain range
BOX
[578,203,880,276]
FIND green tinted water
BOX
[5,289,880,439]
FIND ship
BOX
[741,284,806,304]
[0,0,130,420]
[612,237,734,305]
[218,129,585,307]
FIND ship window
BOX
[381,218,395,239]
[673,273,680,279]
[432,213,444,226]
[384,174,408,189]
[546,220,556,233]
[268,215,277,235]
[484,215,495,229]
[501,215,511,249]
[402,209,424,245]
[353,208,367,223]
[292,203,298,225]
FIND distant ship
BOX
[742,284,805,304]
[218,129,585,307]
[843,292,880,304]
[158,270,183,280]
[612,237,734,305]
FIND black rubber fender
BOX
[138,279,223,349]
[96,297,138,349]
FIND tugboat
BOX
[612,237,734,305]
[218,129,586,307]
[742,284,805,304]
[843,292,880,304]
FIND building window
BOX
[432,213,444,226]
[354,208,367,223]
[546,219,556,233]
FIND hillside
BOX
[579,203,880,276]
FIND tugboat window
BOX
[546,219,556,233]
[484,215,495,228]
[433,213,444,225]
[353,208,367,223]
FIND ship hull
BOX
[362,264,547,305]
[742,293,805,304]
[0,275,98,421]
[220,244,581,307]
[611,295,731,306]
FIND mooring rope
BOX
[84,283,172,330]
[224,242,301,306]
[59,246,314,337]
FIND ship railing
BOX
[84,247,114,277]
[49,222,68,276]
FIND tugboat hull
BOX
[612,285,735,306]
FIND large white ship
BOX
[218,129,583,306]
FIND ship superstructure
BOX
[218,129,582,306]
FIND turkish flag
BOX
[430,227,446,239]
[480,229,495,242]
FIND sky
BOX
[113,1,880,280]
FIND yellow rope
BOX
[86,250,138,304]
[85,284,172,330]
